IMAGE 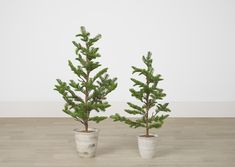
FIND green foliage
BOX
[54,26,117,131]
[110,51,170,136]
[110,114,145,128]
[89,116,107,123]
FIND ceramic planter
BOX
[138,134,158,159]
[74,128,99,158]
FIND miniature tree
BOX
[111,52,170,137]
[54,26,117,132]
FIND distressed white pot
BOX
[138,134,158,159]
[74,128,99,158]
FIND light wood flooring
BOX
[0,118,235,167]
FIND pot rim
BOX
[138,134,158,138]
[74,128,99,133]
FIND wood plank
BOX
[0,118,234,167]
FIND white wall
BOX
[0,0,235,117]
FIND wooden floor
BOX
[0,118,235,167]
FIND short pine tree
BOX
[54,26,117,132]
[111,52,170,137]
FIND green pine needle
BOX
[54,26,117,131]
[110,52,170,135]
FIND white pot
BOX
[74,128,99,158]
[138,134,158,159]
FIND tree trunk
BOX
[146,108,149,136]
[85,121,88,132]
[145,78,150,137]
[84,56,90,132]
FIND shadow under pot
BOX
[74,128,99,158]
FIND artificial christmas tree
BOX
[54,26,117,157]
[111,51,170,158]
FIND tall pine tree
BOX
[111,52,170,136]
[54,26,117,132]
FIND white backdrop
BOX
[0,0,235,117]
